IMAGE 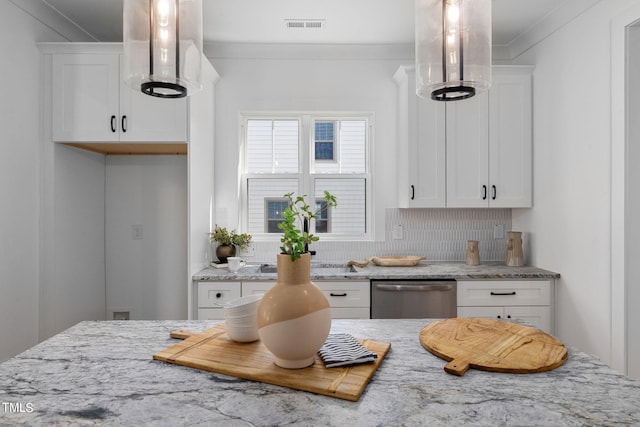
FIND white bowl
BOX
[225,314,257,326]
[223,294,263,317]
[226,323,259,343]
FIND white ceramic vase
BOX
[257,253,331,369]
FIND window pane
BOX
[266,199,288,233]
[315,200,329,233]
[313,120,366,174]
[315,178,366,234]
[314,121,335,161]
[246,120,298,173]
[339,120,366,173]
[247,178,299,234]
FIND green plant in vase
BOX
[210,225,252,263]
[278,191,337,261]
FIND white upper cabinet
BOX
[52,52,187,143]
[488,67,533,208]
[395,65,533,208]
[394,66,446,208]
[445,92,490,207]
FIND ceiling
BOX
[27,0,592,58]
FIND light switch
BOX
[493,224,505,239]
[132,224,143,240]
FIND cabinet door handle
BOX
[492,185,497,200]
[411,185,415,200]
[330,292,347,297]
[490,291,516,296]
[110,115,116,133]
[482,185,487,200]
[121,115,127,133]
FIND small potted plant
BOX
[210,225,252,263]
[257,191,337,369]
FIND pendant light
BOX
[415,0,491,101]
[123,0,203,98]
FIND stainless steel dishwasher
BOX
[371,279,457,318]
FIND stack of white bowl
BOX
[223,294,263,342]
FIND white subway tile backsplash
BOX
[240,208,512,264]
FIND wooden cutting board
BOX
[153,324,391,401]
[419,318,568,376]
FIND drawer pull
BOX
[490,291,516,296]
[330,292,348,297]
[216,292,222,298]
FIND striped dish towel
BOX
[318,333,378,368]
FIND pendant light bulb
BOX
[124,0,203,99]
[415,0,491,101]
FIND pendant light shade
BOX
[123,0,203,98]
[415,0,491,101]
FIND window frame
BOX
[240,111,373,242]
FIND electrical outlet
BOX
[494,224,505,239]
[132,224,143,240]
[393,224,404,240]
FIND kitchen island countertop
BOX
[1,319,638,426]
[193,261,560,281]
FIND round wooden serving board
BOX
[419,318,568,376]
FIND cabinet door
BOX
[506,306,551,333]
[457,306,504,320]
[395,66,446,207]
[52,54,120,142]
[457,306,551,334]
[489,67,533,207]
[119,68,188,142]
[446,92,490,207]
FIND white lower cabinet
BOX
[196,280,370,320]
[457,280,554,334]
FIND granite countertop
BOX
[193,261,560,281]
[1,319,638,426]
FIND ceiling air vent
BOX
[285,19,326,29]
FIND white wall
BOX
[626,23,640,379]
[207,44,412,240]
[512,0,640,369]
[0,1,66,361]
[106,156,187,320]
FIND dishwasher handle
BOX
[374,282,455,292]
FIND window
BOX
[241,113,371,240]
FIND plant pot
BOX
[257,253,332,369]
[215,244,236,263]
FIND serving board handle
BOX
[444,358,470,376]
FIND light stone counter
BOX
[1,319,638,426]
[193,261,560,281]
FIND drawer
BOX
[315,281,370,308]
[241,281,275,296]
[197,282,241,308]
[457,280,550,306]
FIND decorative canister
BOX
[466,240,480,266]
[257,253,332,369]
[506,231,525,267]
